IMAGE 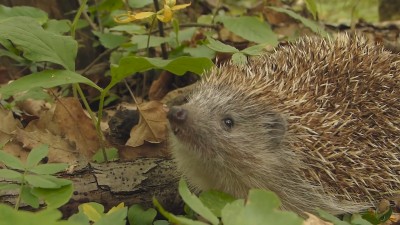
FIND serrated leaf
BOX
[128,204,157,225]
[199,190,236,217]
[0,169,22,180]
[26,145,49,168]
[31,184,73,209]
[206,37,238,53]
[25,174,59,188]
[178,179,219,225]
[0,70,102,98]
[269,7,328,37]
[110,56,213,87]
[30,163,68,175]
[0,16,77,70]
[21,186,40,208]
[0,203,64,225]
[0,151,24,170]
[215,16,278,45]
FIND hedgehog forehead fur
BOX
[169,33,400,215]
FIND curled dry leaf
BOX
[303,213,333,225]
[126,101,168,147]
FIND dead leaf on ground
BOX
[0,108,22,136]
[53,97,100,158]
[15,128,78,163]
[126,101,167,147]
[303,213,333,225]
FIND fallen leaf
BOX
[15,128,78,163]
[53,97,101,158]
[126,101,167,147]
[0,108,22,135]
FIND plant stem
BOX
[71,0,88,39]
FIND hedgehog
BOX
[167,33,400,215]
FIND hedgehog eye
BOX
[222,117,234,130]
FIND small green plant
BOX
[0,144,72,209]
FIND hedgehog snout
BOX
[167,106,188,134]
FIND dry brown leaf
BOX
[303,213,333,225]
[16,98,50,116]
[53,97,100,158]
[15,128,78,163]
[126,101,167,147]
[0,108,22,135]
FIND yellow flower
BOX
[114,0,191,23]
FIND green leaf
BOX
[38,175,72,186]
[0,16,77,70]
[0,203,72,225]
[178,179,219,225]
[0,70,102,98]
[0,183,20,191]
[0,169,22,180]
[31,184,73,209]
[110,56,213,87]
[26,145,49,168]
[241,44,267,56]
[0,5,48,24]
[30,163,68,175]
[317,208,350,225]
[206,37,238,53]
[153,197,208,225]
[0,151,24,170]
[128,205,157,225]
[305,0,318,19]
[21,185,40,208]
[110,24,145,34]
[25,174,60,188]
[128,0,153,8]
[269,7,329,38]
[215,16,278,45]
[94,205,127,225]
[80,202,105,222]
[231,52,247,65]
[221,189,303,225]
[154,220,170,225]
[68,210,91,225]
[351,214,374,225]
[92,148,119,163]
[131,35,170,49]
[93,31,128,49]
[183,45,216,58]
[45,19,70,34]
[199,190,236,217]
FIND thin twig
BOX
[150,23,219,35]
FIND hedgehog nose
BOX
[167,106,188,124]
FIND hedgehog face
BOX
[167,83,287,165]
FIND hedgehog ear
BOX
[264,113,287,144]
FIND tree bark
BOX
[0,158,180,216]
